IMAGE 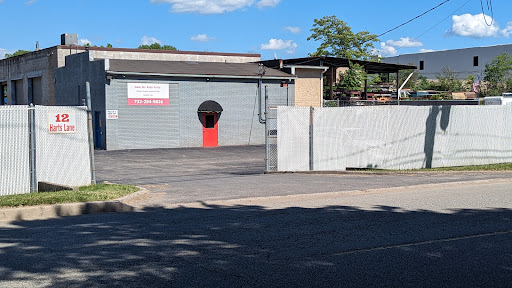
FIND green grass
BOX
[422,162,512,171]
[353,162,512,172]
[0,184,139,208]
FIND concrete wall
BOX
[294,68,323,107]
[384,44,512,79]
[89,49,260,63]
[104,77,293,150]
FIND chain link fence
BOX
[1,106,92,196]
[270,105,512,172]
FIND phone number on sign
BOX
[133,99,164,104]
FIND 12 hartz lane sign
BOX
[48,112,76,134]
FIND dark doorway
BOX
[94,111,103,149]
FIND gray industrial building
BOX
[0,34,260,107]
[55,51,295,150]
[1,34,296,150]
[383,44,512,79]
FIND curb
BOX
[0,187,148,223]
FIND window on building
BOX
[419,61,424,70]
[205,114,215,129]
[473,56,479,67]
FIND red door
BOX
[202,113,218,147]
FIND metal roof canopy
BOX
[263,57,417,101]
[274,56,417,74]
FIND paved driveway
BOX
[95,145,512,206]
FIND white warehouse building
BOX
[383,44,512,79]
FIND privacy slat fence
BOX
[0,106,92,196]
[271,105,512,172]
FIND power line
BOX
[394,0,472,51]
[378,0,452,38]
[480,0,494,26]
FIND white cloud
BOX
[373,43,397,57]
[283,26,301,34]
[448,13,500,38]
[79,38,92,46]
[25,0,37,5]
[260,39,297,54]
[151,0,280,14]
[0,48,15,60]
[419,49,435,53]
[386,37,423,48]
[501,21,512,37]
[140,36,163,46]
[190,34,215,42]
[256,0,280,8]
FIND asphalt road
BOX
[95,145,512,206]
[0,179,510,287]
[0,145,510,287]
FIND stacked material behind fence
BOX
[276,106,512,171]
[0,106,91,196]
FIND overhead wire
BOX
[377,0,452,38]
[393,0,472,52]
[480,0,494,26]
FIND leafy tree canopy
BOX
[307,15,379,61]
[484,52,512,96]
[138,43,177,51]
[4,49,31,58]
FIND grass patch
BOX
[352,162,512,172]
[423,162,512,171]
[0,184,139,208]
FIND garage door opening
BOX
[198,100,223,148]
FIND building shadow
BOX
[0,204,510,287]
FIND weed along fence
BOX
[269,105,512,172]
[0,106,92,196]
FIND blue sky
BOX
[1,0,511,60]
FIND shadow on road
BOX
[1,205,511,287]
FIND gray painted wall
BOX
[383,44,512,79]
[105,77,293,150]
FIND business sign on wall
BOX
[106,110,118,119]
[48,112,76,134]
[127,83,169,106]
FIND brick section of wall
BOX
[294,68,323,107]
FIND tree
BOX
[337,62,367,91]
[4,49,31,58]
[434,67,463,92]
[138,43,177,50]
[307,15,379,60]
[484,52,512,96]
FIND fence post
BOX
[264,86,270,172]
[309,107,314,171]
[29,105,37,193]
[86,82,97,184]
